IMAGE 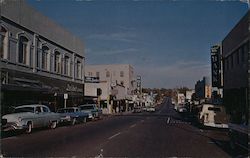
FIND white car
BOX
[2,104,60,133]
[146,106,156,112]
[199,104,229,129]
[177,106,187,113]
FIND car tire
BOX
[50,121,57,129]
[84,117,87,123]
[25,122,32,134]
[71,118,76,125]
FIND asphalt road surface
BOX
[1,98,246,157]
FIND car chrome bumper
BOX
[204,123,229,129]
[2,122,27,131]
[88,114,93,119]
[60,116,72,122]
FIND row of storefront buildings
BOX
[0,1,141,114]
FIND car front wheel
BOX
[50,121,57,129]
[25,122,32,134]
[71,118,76,125]
[83,117,87,123]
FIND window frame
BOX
[41,45,49,70]
[64,55,70,76]
[18,35,30,65]
[120,71,124,77]
[54,51,61,74]
[0,25,8,60]
[106,71,110,78]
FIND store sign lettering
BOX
[66,84,82,92]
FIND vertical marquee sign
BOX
[210,45,222,88]
[136,75,141,94]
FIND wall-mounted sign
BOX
[64,93,68,99]
[84,76,100,83]
[211,45,222,88]
[136,75,141,92]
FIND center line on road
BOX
[108,132,121,140]
[130,124,137,128]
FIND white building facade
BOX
[85,64,136,96]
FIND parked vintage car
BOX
[79,104,102,120]
[146,106,156,112]
[133,107,142,113]
[57,107,89,125]
[2,104,60,133]
[177,106,187,113]
[199,104,229,129]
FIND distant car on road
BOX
[57,107,89,125]
[133,107,142,113]
[199,104,229,129]
[79,104,102,120]
[2,104,60,133]
[146,106,156,112]
[177,106,187,113]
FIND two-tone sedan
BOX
[2,104,60,134]
[57,107,89,125]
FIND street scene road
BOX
[2,97,245,158]
[1,1,249,158]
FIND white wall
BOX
[111,85,126,100]
[177,93,185,104]
[186,90,195,100]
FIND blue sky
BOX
[28,0,249,88]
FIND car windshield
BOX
[14,107,34,113]
[208,107,221,112]
[57,109,64,113]
[65,109,75,113]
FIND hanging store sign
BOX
[211,45,222,88]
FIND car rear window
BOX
[65,109,75,113]
[80,105,93,110]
